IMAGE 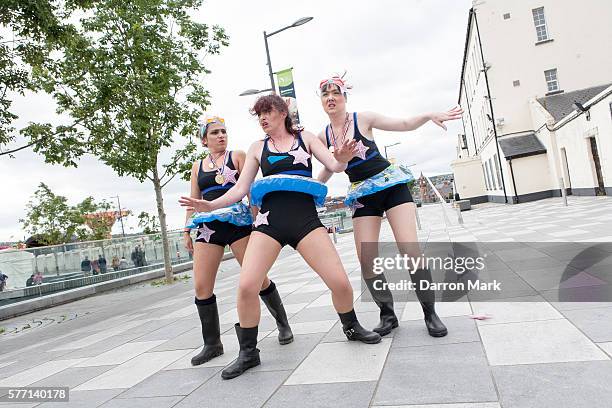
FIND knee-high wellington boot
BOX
[221,324,261,380]
[364,274,399,336]
[259,281,294,345]
[338,309,382,344]
[191,295,224,366]
[410,268,448,337]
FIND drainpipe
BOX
[508,159,519,204]
[474,10,508,204]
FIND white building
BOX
[451,0,612,204]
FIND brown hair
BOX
[250,94,298,135]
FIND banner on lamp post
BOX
[276,68,300,124]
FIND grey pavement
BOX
[0,196,611,407]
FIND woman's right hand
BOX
[333,138,358,163]
[179,196,213,212]
[183,232,194,253]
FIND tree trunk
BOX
[152,167,173,284]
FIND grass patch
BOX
[150,274,191,287]
[0,327,5,334]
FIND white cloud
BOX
[1,0,471,240]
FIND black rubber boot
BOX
[221,324,261,380]
[410,268,448,337]
[338,309,382,344]
[364,275,399,336]
[260,281,294,345]
[191,295,224,366]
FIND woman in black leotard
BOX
[183,116,293,367]
[317,76,463,338]
[180,96,381,380]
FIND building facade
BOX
[452,0,612,204]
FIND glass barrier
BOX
[0,230,202,306]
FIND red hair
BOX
[250,94,298,135]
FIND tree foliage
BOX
[20,182,113,245]
[0,0,83,162]
[33,0,227,280]
[36,0,227,182]
[137,211,160,234]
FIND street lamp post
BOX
[242,17,313,96]
[110,195,126,238]
[384,142,401,159]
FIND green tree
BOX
[36,0,228,282]
[138,211,160,234]
[0,1,84,163]
[20,183,113,245]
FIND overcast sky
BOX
[0,0,471,241]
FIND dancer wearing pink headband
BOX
[317,75,463,338]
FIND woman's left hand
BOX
[430,106,464,130]
[179,196,213,213]
[333,138,358,163]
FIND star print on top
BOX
[354,140,369,160]
[288,146,311,167]
[253,211,269,227]
[196,224,215,242]
[221,167,238,186]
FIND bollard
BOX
[456,206,464,225]
[560,177,568,207]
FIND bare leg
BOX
[386,203,448,337]
[352,216,382,280]
[221,232,282,380]
[297,227,381,344]
[232,234,293,344]
[193,242,225,299]
[230,236,271,290]
[236,231,282,328]
[353,216,399,335]
[297,227,354,312]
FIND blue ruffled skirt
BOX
[344,165,414,208]
[186,201,253,228]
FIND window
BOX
[513,80,520,87]
[493,153,503,188]
[483,164,490,190]
[532,7,549,42]
[544,69,559,92]
[503,13,511,20]
[487,159,497,190]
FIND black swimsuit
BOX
[325,112,413,218]
[253,134,324,248]
[195,151,251,247]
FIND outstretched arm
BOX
[234,150,259,218]
[315,130,335,183]
[179,142,261,212]
[360,106,463,132]
[303,130,355,173]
